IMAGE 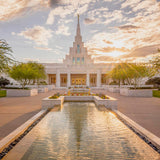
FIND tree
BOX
[109,63,133,86]
[0,39,14,73]
[0,77,10,87]
[109,63,154,88]
[27,62,46,85]
[151,54,160,74]
[128,63,153,88]
[9,62,46,88]
[145,77,160,88]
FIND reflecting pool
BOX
[4,102,160,160]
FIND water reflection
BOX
[21,102,160,160]
[63,102,89,156]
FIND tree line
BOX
[0,39,160,89]
[0,39,46,89]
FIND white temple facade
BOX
[44,15,113,88]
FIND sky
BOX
[0,0,160,63]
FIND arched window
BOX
[77,44,80,53]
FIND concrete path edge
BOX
[0,109,47,153]
[114,110,160,150]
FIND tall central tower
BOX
[63,15,93,65]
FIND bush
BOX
[0,90,6,97]
[145,77,160,87]
[38,80,47,85]
[0,77,10,87]
[153,90,160,98]
[49,93,60,99]
[109,81,118,85]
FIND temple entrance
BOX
[48,74,56,85]
[71,74,86,85]
[60,74,67,87]
[90,74,97,87]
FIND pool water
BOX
[5,102,160,160]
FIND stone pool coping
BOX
[42,95,117,110]
[115,110,160,151]
[0,110,48,154]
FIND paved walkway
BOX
[104,91,160,138]
[0,90,160,140]
[0,90,55,140]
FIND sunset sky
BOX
[0,0,160,63]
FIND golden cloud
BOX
[19,26,53,46]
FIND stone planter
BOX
[42,95,117,110]
[108,87,120,93]
[120,88,153,97]
[38,88,48,93]
[94,96,117,110]
[7,89,38,97]
[42,96,64,110]
[64,96,94,102]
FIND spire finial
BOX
[76,14,81,36]
[77,14,79,24]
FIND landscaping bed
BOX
[42,93,117,110]
[153,90,160,98]
[0,90,6,97]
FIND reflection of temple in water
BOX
[63,102,90,154]
[43,15,113,87]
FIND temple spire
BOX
[76,14,81,36]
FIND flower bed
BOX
[49,93,60,99]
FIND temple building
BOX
[44,15,113,87]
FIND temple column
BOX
[56,70,60,88]
[97,70,101,87]
[86,72,89,87]
[47,74,50,85]
[67,72,71,87]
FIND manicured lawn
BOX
[0,90,6,97]
[153,90,160,98]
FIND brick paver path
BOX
[0,90,55,140]
[103,91,160,138]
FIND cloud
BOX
[103,40,113,45]
[46,0,93,25]
[46,5,74,25]
[89,46,130,53]
[19,26,53,46]
[34,47,53,51]
[48,0,63,8]
[121,0,141,9]
[23,58,40,62]
[56,24,70,36]
[121,44,160,58]
[0,0,47,21]
[11,32,16,35]
[117,25,140,30]
[84,18,96,24]
[93,55,115,62]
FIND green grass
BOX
[0,90,6,97]
[153,90,160,98]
